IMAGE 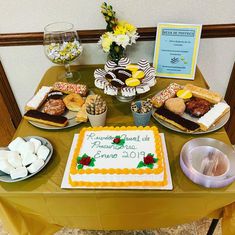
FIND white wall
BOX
[0,0,235,113]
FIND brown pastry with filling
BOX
[165,98,186,115]
[42,99,66,116]
[185,97,211,117]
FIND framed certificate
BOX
[153,23,202,80]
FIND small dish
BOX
[180,138,235,188]
[0,136,53,183]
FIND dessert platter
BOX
[0,136,53,182]
[94,57,157,102]
[61,126,173,190]
[23,82,97,130]
[151,83,230,134]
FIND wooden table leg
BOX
[206,219,219,235]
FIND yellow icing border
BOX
[69,126,168,187]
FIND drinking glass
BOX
[44,22,83,82]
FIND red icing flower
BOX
[113,137,121,144]
[144,155,155,165]
[79,156,91,166]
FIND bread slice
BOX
[184,84,222,104]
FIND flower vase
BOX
[108,44,125,64]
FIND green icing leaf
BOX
[82,153,88,158]
[77,157,82,163]
[77,164,83,170]
[89,158,96,167]
[115,135,120,139]
[119,139,125,146]
[137,161,145,168]
[146,163,154,169]
[153,158,158,163]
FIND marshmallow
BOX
[0,160,15,174]
[8,137,25,152]
[27,159,44,174]
[18,142,35,157]
[37,145,50,161]
[0,150,10,161]
[10,167,28,180]
[22,153,38,166]
[29,138,41,153]
[8,152,22,168]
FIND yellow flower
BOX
[125,23,136,33]
[114,25,127,35]
[101,33,113,52]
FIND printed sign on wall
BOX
[153,23,202,80]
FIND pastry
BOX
[75,95,97,122]
[132,70,145,79]
[63,93,84,111]
[25,86,52,111]
[118,57,131,67]
[154,107,200,132]
[126,64,139,72]
[185,97,211,117]
[42,99,66,116]
[53,82,88,97]
[136,84,150,94]
[125,78,140,87]
[138,59,150,71]
[177,89,192,99]
[165,98,186,115]
[47,91,64,99]
[152,83,182,108]
[184,84,222,104]
[86,95,106,115]
[198,102,230,131]
[104,85,118,96]
[24,110,68,127]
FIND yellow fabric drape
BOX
[0,65,234,235]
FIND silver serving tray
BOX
[0,136,53,183]
[152,102,230,134]
[180,138,235,188]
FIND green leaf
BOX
[115,135,120,139]
[77,157,82,163]
[154,158,158,163]
[77,164,83,170]
[89,158,96,167]
[146,163,154,169]
[82,153,88,158]
[119,139,125,146]
[137,161,145,168]
[147,153,154,157]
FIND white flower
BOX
[114,34,130,48]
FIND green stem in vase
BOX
[109,43,125,64]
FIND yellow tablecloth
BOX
[1,65,235,235]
